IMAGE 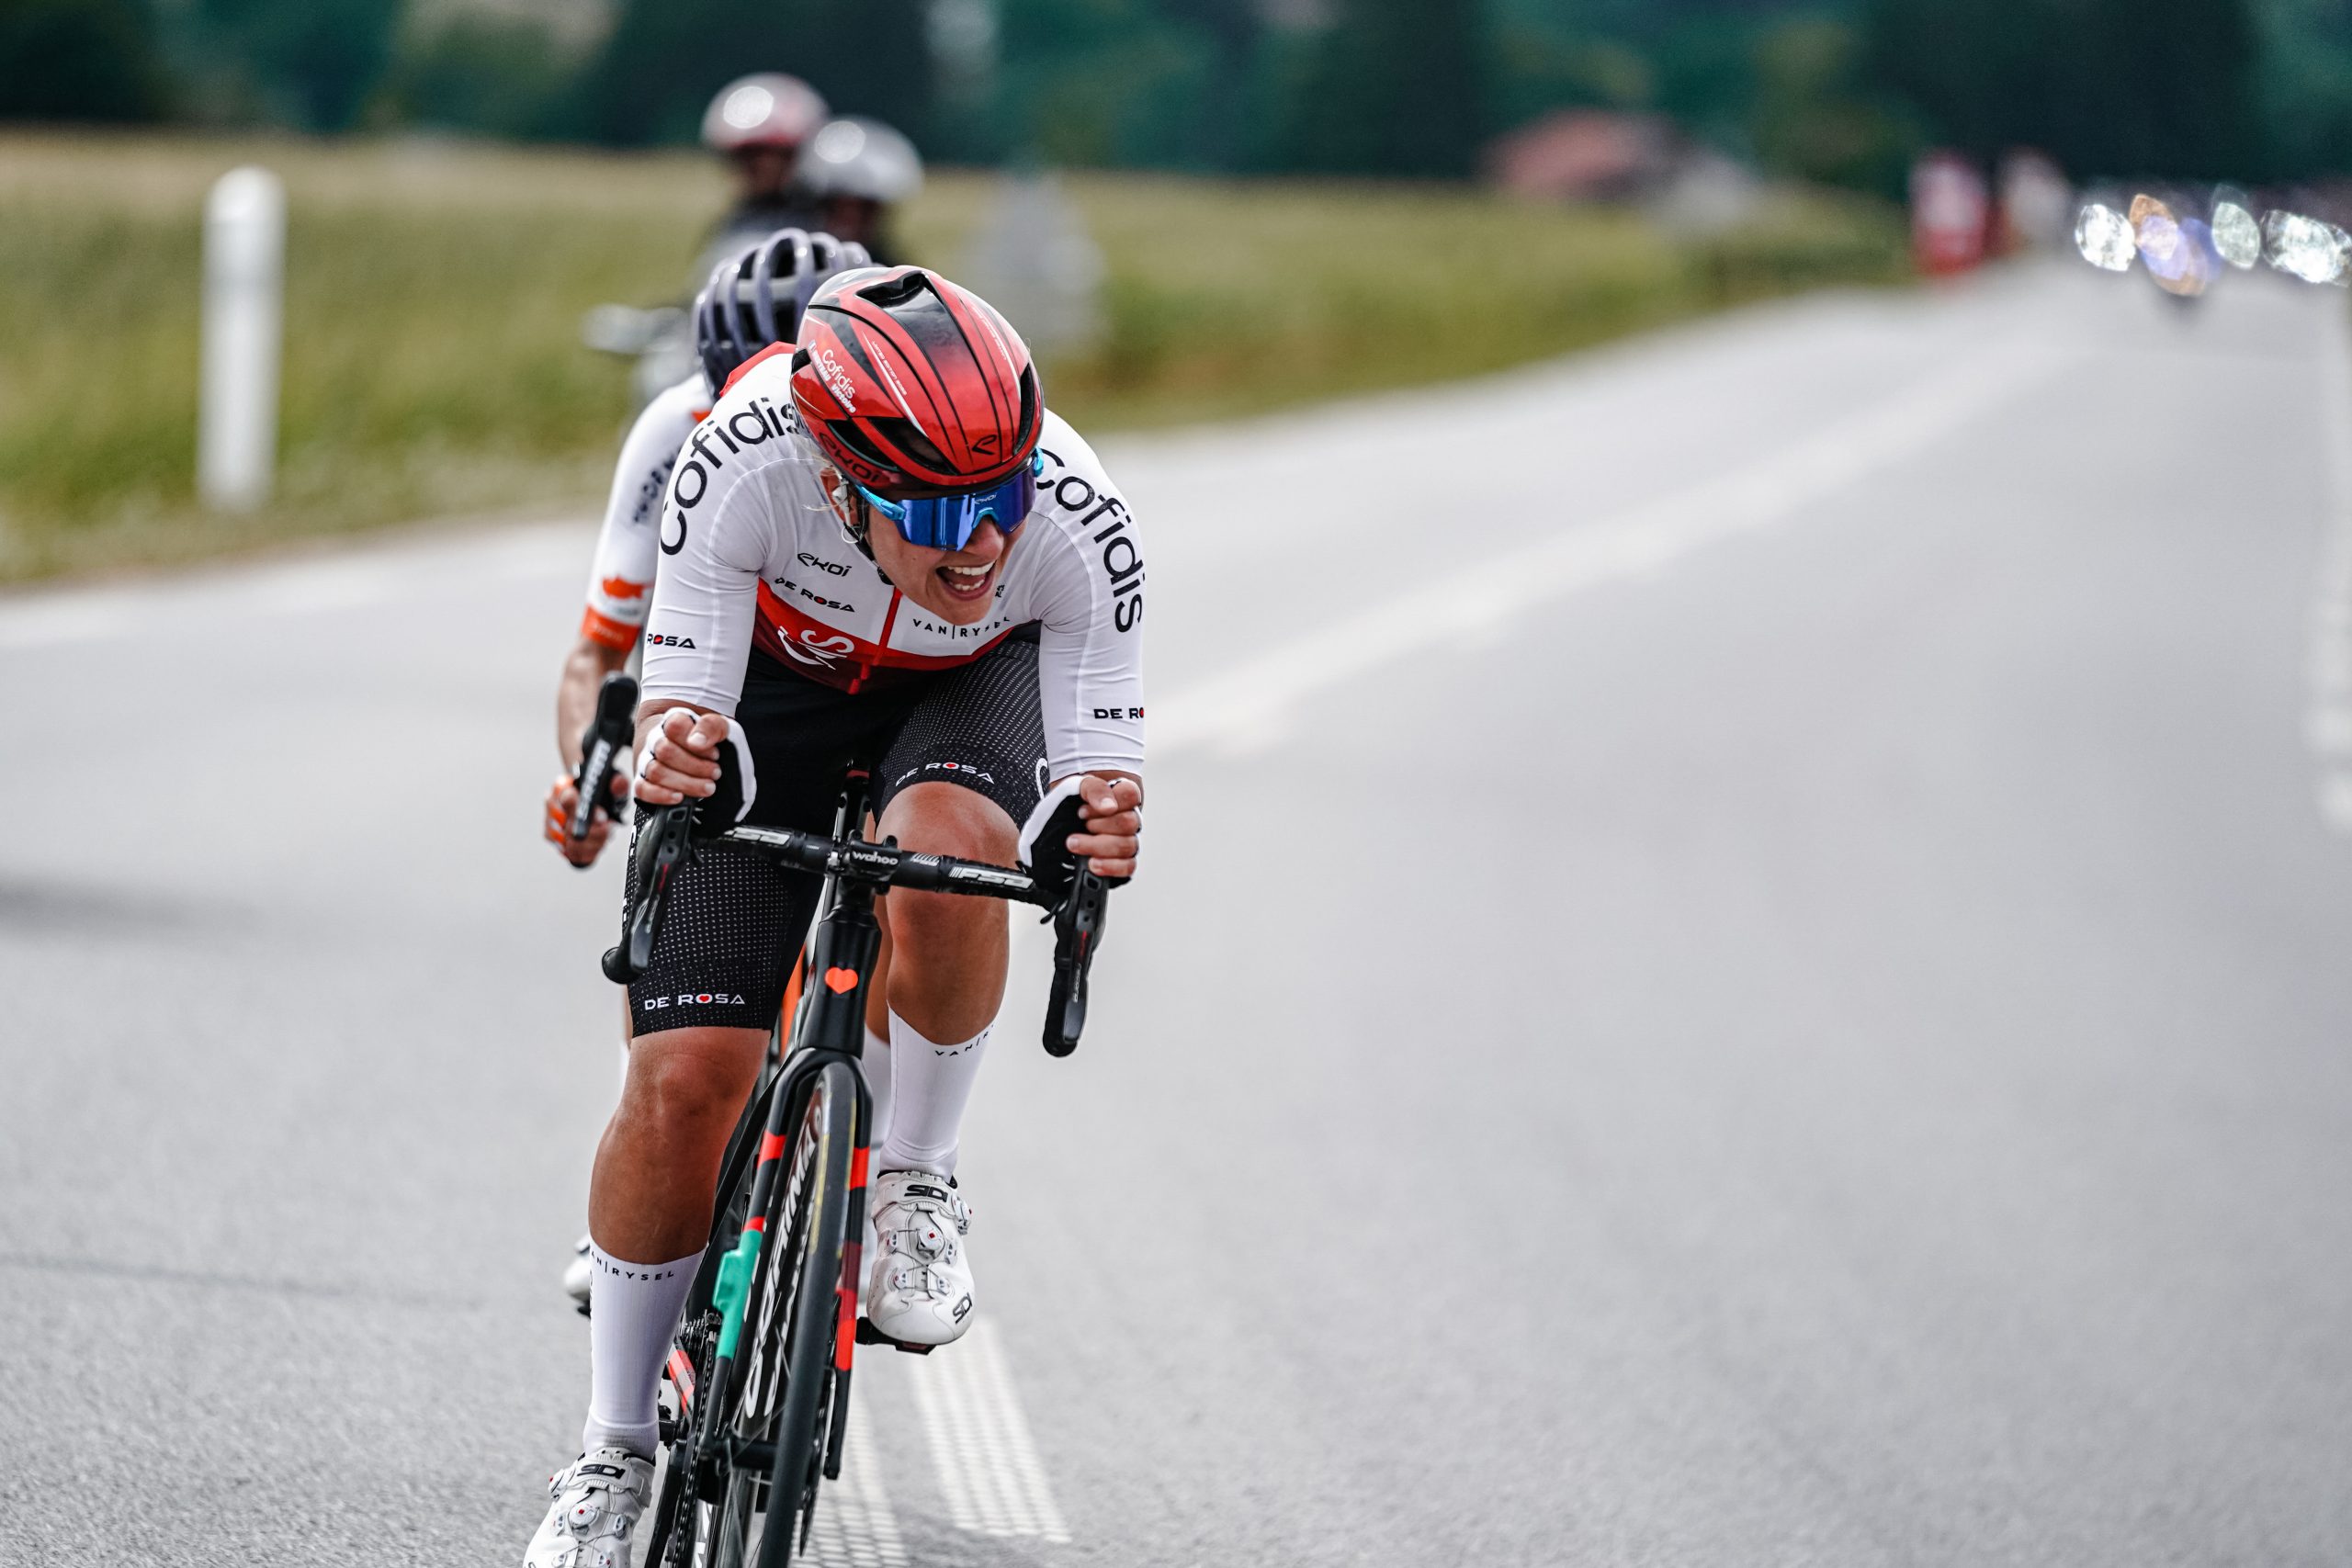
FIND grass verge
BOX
[0,132,1907,583]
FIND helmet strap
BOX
[828,476,878,561]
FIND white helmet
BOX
[701,73,828,152]
[796,117,924,205]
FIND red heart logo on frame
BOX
[823,967,858,994]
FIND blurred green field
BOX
[0,132,1907,582]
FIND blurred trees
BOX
[1865,0,2258,180]
[574,0,931,147]
[1277,0,1487,175]
[380,15,578,141]
[7,0,2352,191]
[186,0,404,130]
[0,0,166,120]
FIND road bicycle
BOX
[603,762,1112,1568]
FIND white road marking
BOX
[804,1389,910,1568]
[2311,310,2352,837]
[1150,341,2073,755]
[909,1319,1072,1544]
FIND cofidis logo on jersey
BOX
[662,392,800,554]
[1037,447,1144,633]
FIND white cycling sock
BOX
[878,1010,990,1177]
[582,1242,700,1459]
[864,1026,894,1156]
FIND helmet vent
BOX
[866,417,949,473]
[857,271,935,309]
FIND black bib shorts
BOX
[620,629,1049,1037]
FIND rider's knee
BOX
[877,781,1015,864]
[876,784,1016,942]
[625,1027,763,1128]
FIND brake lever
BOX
[569,672,639,849]
[603,800,698,983]
[1043,867,1110,1056]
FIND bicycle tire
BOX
[676,1056,856,1568]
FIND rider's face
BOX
[819,197,883,244]
[824,470,1015,626]
[730,145,796,200]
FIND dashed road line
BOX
[909,1319,1072,1544]
[1151,341,2073,755]
[805,1389,910,1568]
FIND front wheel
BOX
[695,1056,858,1568]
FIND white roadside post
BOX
[198,165,285,512]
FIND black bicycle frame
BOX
[644,765,1115,1563]
[686,774,883,1503]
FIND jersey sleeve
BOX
[1030,423,1146,780]
[637,423,780,717]
[580,378,707,650]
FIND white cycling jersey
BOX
[639,350,1146,782]
[579,374,712,651]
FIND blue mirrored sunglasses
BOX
[856,455,1043,551]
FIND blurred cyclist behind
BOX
[551,227,871,859]
[795,115,924,266]
[696,73,830,277]
[546,229,868,1313]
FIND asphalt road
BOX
[4,261,2349,1567]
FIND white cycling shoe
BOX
[865,1169,976,1347]
[523,1448,653,1568]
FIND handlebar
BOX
[568,672,639,847]
[719,824,1055,902]
[602,803,1114,1055]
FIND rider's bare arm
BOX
[542,377,710,865]
[558,636,635,770]
[542,633,639,866]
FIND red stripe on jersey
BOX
[751,581,1015,694]
[721,342,794,399]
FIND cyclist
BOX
[697,73,830,278]
[795,115,924,265]
[524,266,1145,1568]
[543,228,869,1313]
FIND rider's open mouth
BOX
[937,561,995,602]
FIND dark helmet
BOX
[692,228,873,392]
[788,265,1041,492]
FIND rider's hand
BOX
[634,708,726,806]
[542,773,626,866]
[1065,775,1143,879]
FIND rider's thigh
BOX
[620,1024,770,1130]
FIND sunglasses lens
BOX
[876,468,1037,550]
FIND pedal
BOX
[854,1316,934,1355]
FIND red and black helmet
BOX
[788,265,1042,494]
